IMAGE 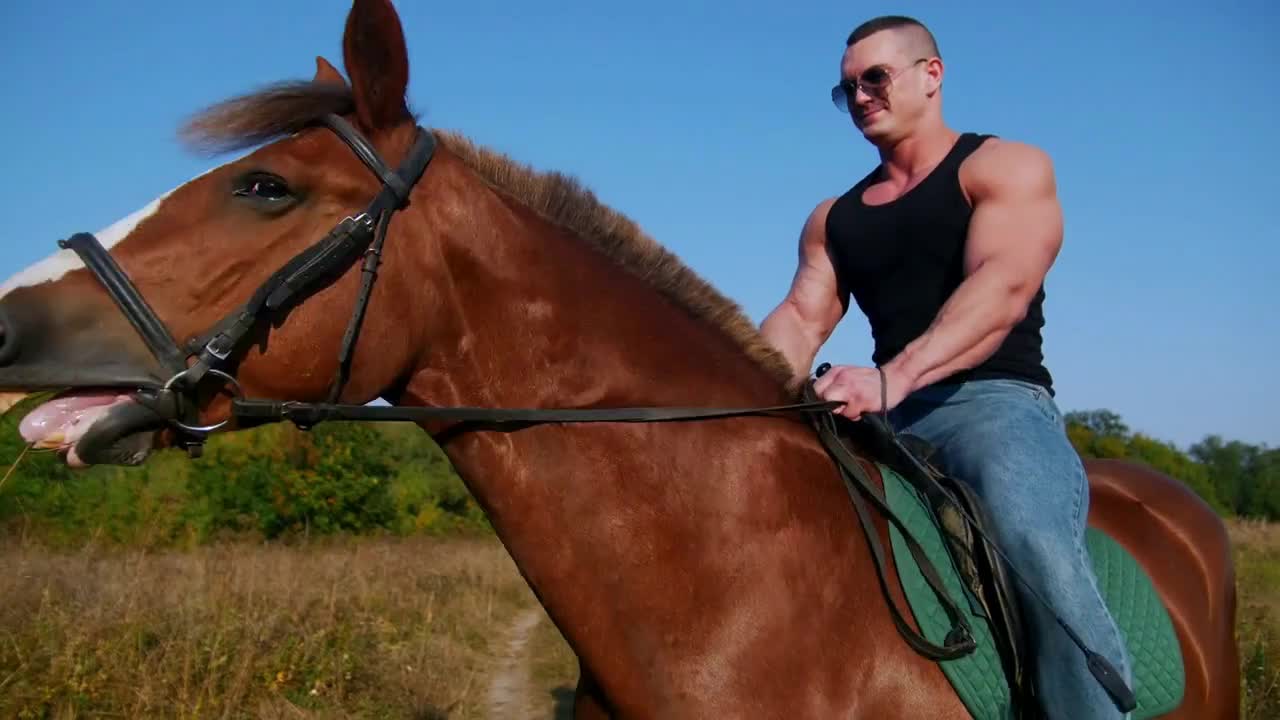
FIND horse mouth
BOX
[4,390,164,467]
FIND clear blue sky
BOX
[1,1,1276,449]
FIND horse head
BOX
[0,0,800,469]
[0,0,454,466]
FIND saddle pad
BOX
[878,463,1185,719]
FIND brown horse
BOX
[0,1,1239,717]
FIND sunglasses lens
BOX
[831,84,850,110]
[860,69,893,99]
[862,67,890,86]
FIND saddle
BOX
[807,397,1042,718]
[873,424,1040,717]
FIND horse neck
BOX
[394,149,794,414]
[392,153,810,557]
[379,152,877,703]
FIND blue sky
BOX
[1,1,1276,449]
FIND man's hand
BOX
[812,363,910,421]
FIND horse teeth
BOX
[34,431,66,449]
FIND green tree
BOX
[1126,432,1227,514]
[1065,409,1130,439]
[1064,408,1228,515]
[1190,435,1259,515]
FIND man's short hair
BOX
[846,15,940,59]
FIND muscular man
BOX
[759,15,1133,719]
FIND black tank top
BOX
[825,132,1054,392]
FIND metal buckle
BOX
[161,367,244,434]
[204,333,236,362]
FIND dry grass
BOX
[2,520,1277,718]
[0,535,534,720]
[1230,517,1280,556]
[1229,518,1280,719]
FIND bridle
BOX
[58,113,436,453]
[51,112,1139,710]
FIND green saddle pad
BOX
[878,463,1185,719]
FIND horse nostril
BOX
[0,307,19,366]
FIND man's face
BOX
[836,30,935,143]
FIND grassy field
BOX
[1,520,1277,719]
[1231,518,1280,718]
[0,534,545,719]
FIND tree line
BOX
[0,404,1273,547]
[1065,409,1278,519]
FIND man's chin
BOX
[855,118,889,137]
[855,109,905,137]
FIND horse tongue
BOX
[18,393,127,447]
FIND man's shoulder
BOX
[960,136,1056,203]
[799,196,839,248]
[966,137,1054,172]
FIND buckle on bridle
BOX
[160,366,244,434]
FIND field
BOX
[0,535,576,719]
[1232,519,1280,718]
[1,520,1277,719]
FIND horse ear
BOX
[341,0,411,132]
[313,56,348,87]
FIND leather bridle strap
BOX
[232,396,844,429]
[57,232,190,377]
[321,114,412,204]
[182,119,436,391]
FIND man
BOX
[759,15,1132,719]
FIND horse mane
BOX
[434,132,797,390]
[180,81,798,390]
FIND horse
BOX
[0,1,1239,717]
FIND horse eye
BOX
[234,174,293,202]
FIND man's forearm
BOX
[884,261,1032,393]
[760,302,824,382]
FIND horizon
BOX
[1,1,1275,450]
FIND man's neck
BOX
[876,119,960,183]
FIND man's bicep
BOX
[964,143,1064,288]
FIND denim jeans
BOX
[888,377,1132,720]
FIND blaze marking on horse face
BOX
[0,168,213,298]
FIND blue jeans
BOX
[888,378,1132,720]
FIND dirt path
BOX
[486,607,545,718]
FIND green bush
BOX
[0,407,488,547]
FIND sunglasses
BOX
[830,58,928,111]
